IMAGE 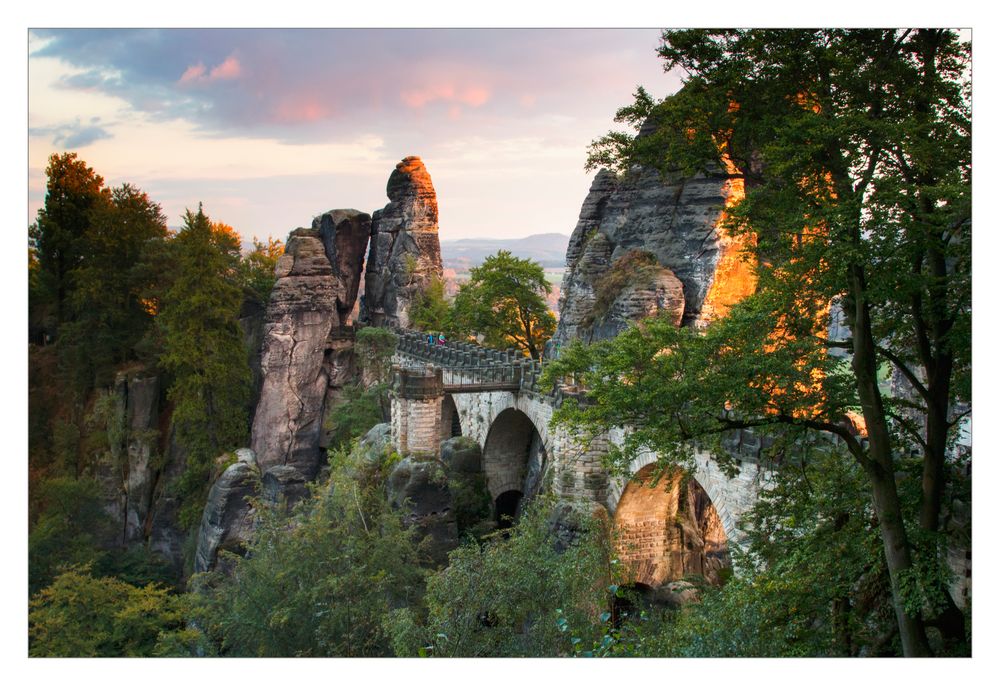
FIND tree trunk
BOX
[865,463,931,656]
[848,266,931,656]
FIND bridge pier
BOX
[391,366,444,458]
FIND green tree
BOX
[193,443,423,656]
[60,183,169,389]
[551,29,970,656]
[451,251,556,359]
[408,275,458,336]
[29,567,201,657]
[29,152,110,326]
[239,236,284,306]
[28,477,109,595]
[158,205,252,527]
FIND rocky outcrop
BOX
[311,209,372,322]
[551,152,749,351]
[387,456,457,566]
[239,297,267,413]
[89,368,188,577]
[360,156,443,329]
[250,212,370,481]
[262,464,310,510]
[194,449,259,573]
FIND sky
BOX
[28,28,679,243]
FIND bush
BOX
[391,498,613,657]
[29,567,199,657]
[193,442,424,656]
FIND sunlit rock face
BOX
[360,156,444,329]
[251,211,370,480]
[551,138,754,351]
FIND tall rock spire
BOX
[360,155,444,329]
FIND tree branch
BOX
[875,345,931,404]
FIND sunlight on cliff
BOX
[698,151,757,325]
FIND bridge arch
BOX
[481,407,548,527]
[440,393,462,441]
[611,462,730,588]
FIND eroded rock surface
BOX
[194,449,259,573]
[552,153,743,350]
[387,456,457,566]
[251,214,369,480]
[360,156,443,329]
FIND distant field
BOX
[453,267,565,286]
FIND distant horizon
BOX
[29,28,678,242]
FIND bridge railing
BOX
[441,365,522,391]
[395,329,556,395]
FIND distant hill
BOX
[440,232,570,269]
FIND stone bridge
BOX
[391,330,770,589]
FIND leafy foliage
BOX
[193,443,424,656]
[28,477,110,596]
[323,383,385,451]
[29,152,110,326]
[408,275,460,337]
[392,498,612,657]
[29,567,201,657]
[451,250,556,359]
[239,236,284,306]
[59,183,170,390]
[561,28,971,656]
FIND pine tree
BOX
[158,205,251,525]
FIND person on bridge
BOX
[428,333,434,345]
[438,333,446,345]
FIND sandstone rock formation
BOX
[90,368,188,576]
[360,156,443,329]
[194,449,259,573]
[387,456,458,566]
[551,150,752,351]
[250,212,370,481]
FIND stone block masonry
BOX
[391,366,444,458]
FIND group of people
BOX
[427,332,446,346]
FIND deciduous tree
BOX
[552,29,970,656]
[452,250,556,359]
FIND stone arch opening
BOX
[440,393,462,441]
[482,408,547,526]
[494,489,522,529]
[613,464,730,589]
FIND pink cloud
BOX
[272,98,331,123]
[178,54,242,85]
[209,55,242,80]
[179,63,206,83]
[459,86,489,107]
[400,83,491,109]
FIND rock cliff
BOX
[250,212,370,481]
[360,156,443,329]
[551,155,752,350]
[92,368,188,577]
